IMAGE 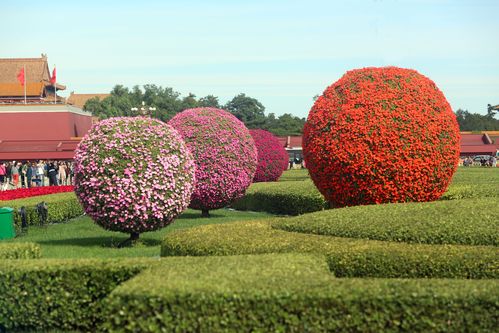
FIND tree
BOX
[181,93,198,111]
[224,93,266,127]
[198,95,220,108]
[82,85,308,136]
[263,113,305,136]
[455,108,499,131]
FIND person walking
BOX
[48,162,58,186]
[11,163,20,189]
[0,162,6,191]
[58,162,67,186]
[37,162,45,187]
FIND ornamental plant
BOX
[0,186,74,201]
[250,129,289,182]
[304,67,460,207]
[74,117,195,243]
[169,107,257,217]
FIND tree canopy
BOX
[83,85,305,136]
[455,108,499,131]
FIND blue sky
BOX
[2,0,498,117]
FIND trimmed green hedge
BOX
[1,192,83,229]
[441,183,499,200]
[161,220,499,279]
[103,253,499,333]
[0,242,41,259]
[0,258,154,332]
[232,180,327,215]
[273,198,499,246]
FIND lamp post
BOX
[131,101,156,117]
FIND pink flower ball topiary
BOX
[250,129,289,182]
[169,107,257,216]
[74,117,195,237]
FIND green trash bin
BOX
[0,207,16,240]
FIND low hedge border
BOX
[0,258,155,332]
[1,192,83,230]
[102,253,499,333]
[161,220,499,279]
[232,180,327,215]
[273,198,499,246]
[0,242,41,259]
[441,183,499,200]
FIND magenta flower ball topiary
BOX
[169,107,257,216]
[74,117,195,237]
[250,129,289,182]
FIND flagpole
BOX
[24,65,26,104]
[54,65,56,104]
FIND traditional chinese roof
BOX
[0,54,65,98]
[67,92,110,109]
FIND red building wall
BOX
[0,107,92,141]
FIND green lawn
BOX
[6,209,272,258]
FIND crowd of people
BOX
[0,160,74,191]
[462,155,497,167]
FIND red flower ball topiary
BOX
[250,129,289,182]
[169,107,257,217]
[304,67,460,207]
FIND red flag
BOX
[17,68,25,86]
[50,67,56,84]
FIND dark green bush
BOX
[102,253,499,333]
[0,258,153,332]
[0,242,41,259]
[273,198,499,246]
[161,220,499,279]
[232,180,327,215]
[2,192,83,229]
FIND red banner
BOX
[17,68,25,86]
[50,67,57,84]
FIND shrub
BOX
[0,185,74,201]
[231,180,326,215]
[0,258,153,332]
[304,67,460,207]
[169,108,257,216]
[249,129,289,182]
[441,183,499,200]
[2,192,83,229]
[102,253,499,333]
[74,117,195,239]
[161,220,499,279]
[0,242,41,259]
[273,198,499,246]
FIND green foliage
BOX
[262,112,305,136]
[7,209,273,259]
[161,220,499,279]
[232,180,326,215]
[441,183,499,200]
[278,169,310,181]
[84,85,305,135]
[0,258,152,332]
[274,198,499,246]
[2,192,83,229]
[455,108,499,131]
[102,253,499,333]
[0,242,40,259]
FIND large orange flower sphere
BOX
[303,67,460,207]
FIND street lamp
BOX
[131,101,156,117]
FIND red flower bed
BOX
[303,67,460,207]
[250,129,289,182]
[0,186,74,201]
